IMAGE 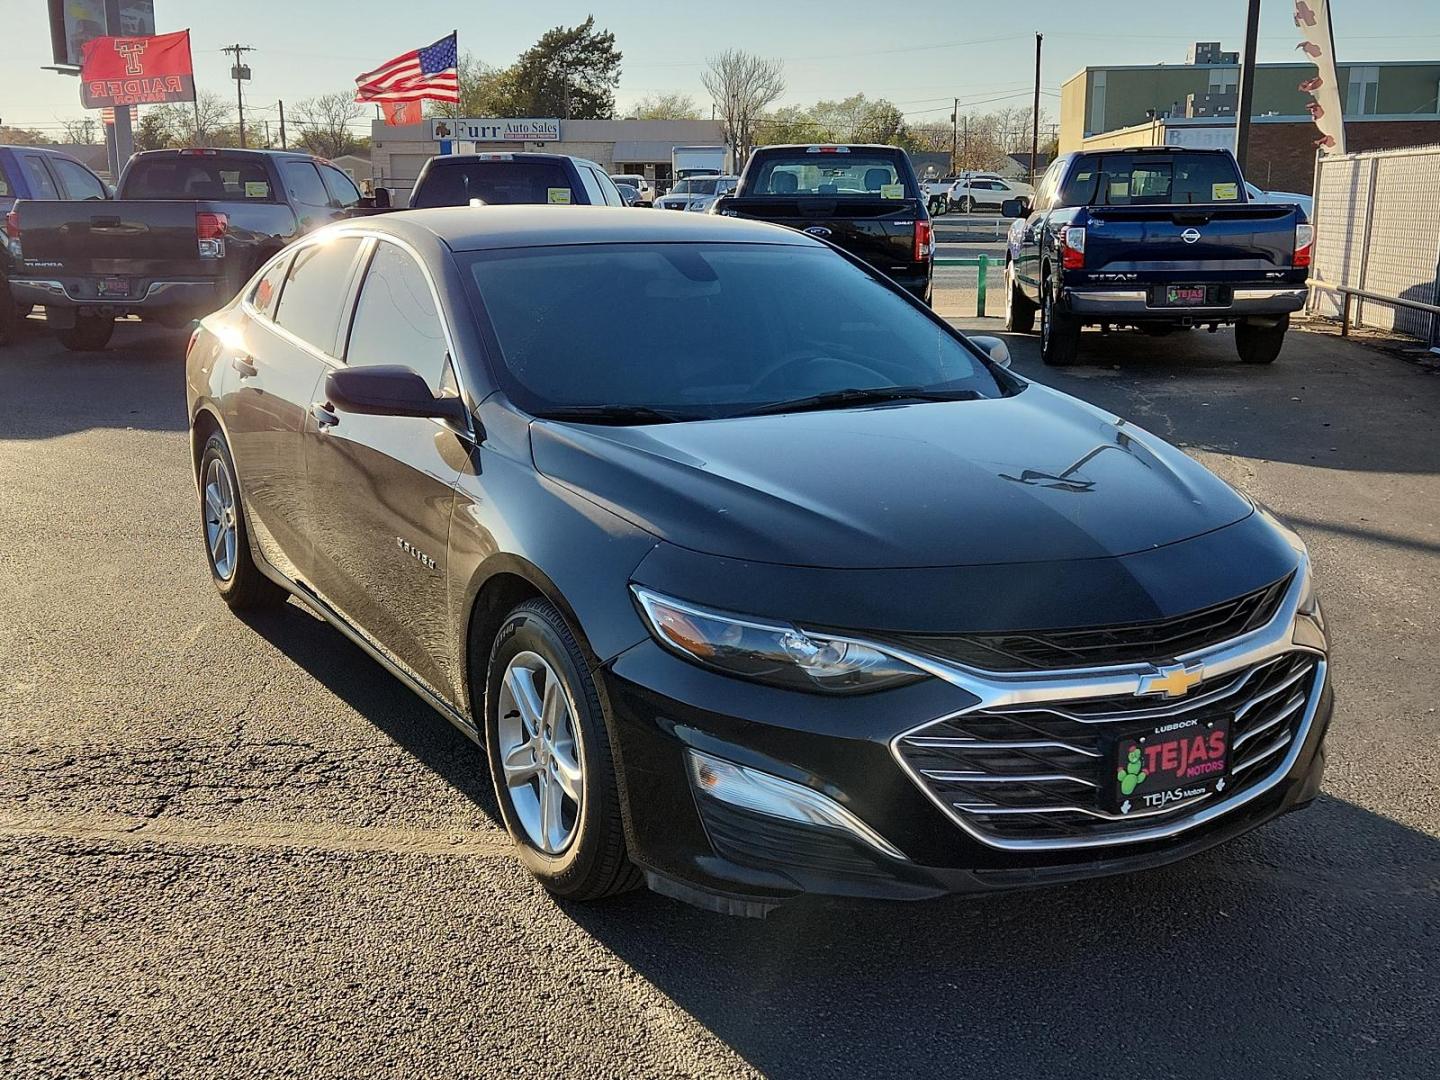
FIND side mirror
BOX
[325,365,469,424]
[1000,198,1027,219]
[969,335,1011,368]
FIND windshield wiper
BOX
[735,385,982,418]
[532,404,705,425]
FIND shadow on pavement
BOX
[969,322,1440,476]
[0,317,191,439]
[568,796,1440,1079]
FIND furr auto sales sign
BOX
[80,28,195,108]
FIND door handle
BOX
[311,401,339,429]
[231,355,257,378]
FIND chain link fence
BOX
[1309,144,1440,346]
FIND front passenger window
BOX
[345,241,449,390]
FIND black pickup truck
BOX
[712,144,933,304]
[9,148,367,350]
[1003,147,1310,366]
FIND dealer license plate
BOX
[1165,286,1207,306]
[97,276,131,298]
[1105,715,1231,815]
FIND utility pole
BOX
[1235,0,1262,173]
[950,98,958,175]
[223,44,254,148]
[278,99,287,149]
[1031,32,1043,188]
[102,0,134,170]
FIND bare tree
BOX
[293,92,364,159]
[59,117,99,144]
[702,50,784,168]
[630,92,701,120]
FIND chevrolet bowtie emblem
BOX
[1137,663,1204,699]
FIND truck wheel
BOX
[1236,316,1288,365]
[57,316,115,352]
[0,284,16,346]
[1005,265,1037,333]
[1041,285,1081,366]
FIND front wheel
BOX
[56,315,115,352]
[1236,315,1288,364]
[484,598,641,902]
[1041,285,1081,366]
[959,196,975,214]
[0,283,17,346]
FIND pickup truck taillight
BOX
[196,211,228,259]
[1058,225,1085,270]
[914,219,934,262]
[1293,223,1314,268]
[4,210,19,242]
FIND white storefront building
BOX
[368,117,726,204]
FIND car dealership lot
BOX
[2,315,1437,1078]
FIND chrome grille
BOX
[895,651,1320,846]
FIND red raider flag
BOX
[355,32,459,117]
[80,29,195,109]
[1293,0,1346,153]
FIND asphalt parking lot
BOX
[2,309,1438,1079]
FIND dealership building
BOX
[1060,43,1440,192]
[367,117,727,203]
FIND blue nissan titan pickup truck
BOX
[1002,147,1311,366]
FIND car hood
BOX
[529,384,1253,569]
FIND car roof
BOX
[753,143,905,153]
[363,205,816,252]
[430,152,597,167]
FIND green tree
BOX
[506,17,622,119]
[0,125,53,146]
[755,104,819,144]
[630,92,700,120]
[427,53,519,118]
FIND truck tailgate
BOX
[15,199,213,279]
[721,196,922,272]
[1083,203,1300,276]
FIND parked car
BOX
[408,152,626,210]
[8,147,367,351]
[1245,181,1313,221]
[609,173,654,205]
[949,176,1033,213]
[713,144,933,304]
[653,175,737,212]
[185,206,1331,916]
[1,144,111,345]
[1003,147,1311,366]
[614,182,644,206]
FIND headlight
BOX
[632,587,926,694]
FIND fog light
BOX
[686,749,904,859]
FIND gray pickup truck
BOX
[9,148,366,350]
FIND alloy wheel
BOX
[203,455,239,581]
[497,651,585,854]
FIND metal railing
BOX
[1307,278,1440,342]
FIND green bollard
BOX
[976,254,988,317]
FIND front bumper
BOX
[602,572,1331,915]
[1063,285,1306,319]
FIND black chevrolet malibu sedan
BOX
[185,207,1332,916]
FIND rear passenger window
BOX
[283,161,332,208]
[249,253,292,319]
[20,155,60,199]
[273,237,362,353]
[51,158,107,200]
[574,167,604,206]
[589,167,623,206]
[345,241,449,390]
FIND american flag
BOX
[101,106,139,125]
[354,32,459,105]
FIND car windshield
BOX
[670,178,717,195]
[1060,153,1244,206]
[750,152,910,197]
[411,161,575,207]
[465,242,1007,420]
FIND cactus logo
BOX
[1117,746,1148,796]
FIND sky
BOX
[3,0,1439,138]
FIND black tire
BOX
[960,196,975,214]
[56,316,115,352]
[197,432,287,610]
[0,281,16,346]
[1040,283,1081,366]
[1236,315,1288,364]
[1005,265,1037,333]
[484,598,641,902]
